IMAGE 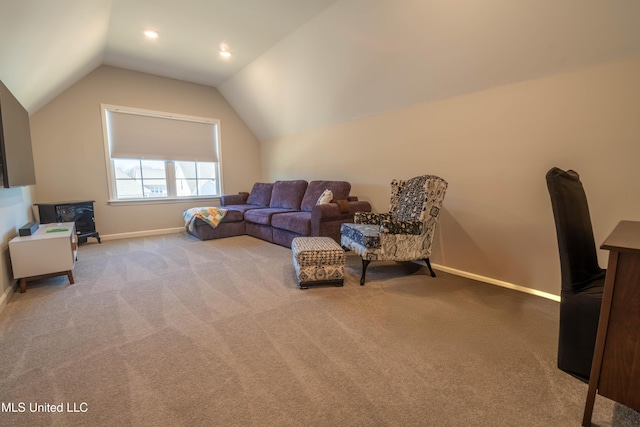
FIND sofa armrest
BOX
[312,201,373,222]
[311,203,343,221]
[220,192,249,206]
[348,201,372,215]
[309,200,372,241]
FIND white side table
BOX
[9,222,78,292]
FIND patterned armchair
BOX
[340,175,448,285]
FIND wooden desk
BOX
[583,220,640,426]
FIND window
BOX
[113,159,167,198]
[175,161,218,197]
[102,105,222,202]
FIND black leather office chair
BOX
[546,167,605,383]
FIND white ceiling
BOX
[103,0,340,88]
[0,0,340,113]
[1,0,640,142]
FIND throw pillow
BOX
[316,189,333,205]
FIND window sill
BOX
[108,196,220,206]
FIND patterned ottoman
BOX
[291,237,345,289]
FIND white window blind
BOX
[106,109,218,162]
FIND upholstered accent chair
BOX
[546,167,605,383]
[340,175,448,285]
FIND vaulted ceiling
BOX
[2,0,640,142]
[0,0,339,112]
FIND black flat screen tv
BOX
[0,80,36,188]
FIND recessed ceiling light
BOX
[144,30,158,39]
[218,43,232,58]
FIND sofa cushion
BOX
[270,180,308,210]
[340,223,381,250]
[246,182,274,207]
[222,205,262,217]
[271,211,311,235]
[244,207,297,225]
[220,209,244,222]
[301,181,351,212]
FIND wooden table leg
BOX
[582,251,619,426]
[19,278,26,293]
[582,384,597,426]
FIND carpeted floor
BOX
[0,233,638,426]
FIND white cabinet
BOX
[9,222,78,292]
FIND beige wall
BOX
[260,58,640,296]
[0,186,35,309]
[29,66,261,236]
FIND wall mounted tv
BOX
[0,80,36,188]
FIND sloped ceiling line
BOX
[1,0,639,142]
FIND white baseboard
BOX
[432,263,560,302]
[0,279,17,313]
[100,227,185,241]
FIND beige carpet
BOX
[0,233,637,426]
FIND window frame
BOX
[101,104,223,205]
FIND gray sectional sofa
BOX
[186,180,371,247]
